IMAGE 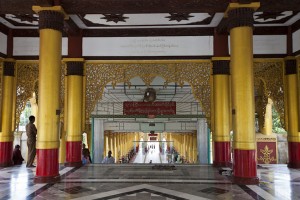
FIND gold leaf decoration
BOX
[85,61,212,124]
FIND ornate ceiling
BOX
[0,0,299,36]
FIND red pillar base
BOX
[288,142,300,168]
[35,148,60,183]
[0,141,13,167]
[34,174,61,183]
[213,141,231,167]
[65,141,82,167]
[233,149,259,185]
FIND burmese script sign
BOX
[123,101,176,115]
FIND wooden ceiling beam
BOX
[64,18,80,36]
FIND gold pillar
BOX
[212,58,231,167]
[117,133,120,162]
[120,133,122,157]
[180,134,183,156]
[29,94,39,127]
[33,5,67,182]
[189,134,192,163]
[285,58,300,168]
[64,59,84,166]
[183,134,186,159]
[262,98,273,135]
[0,60,15,167]
[193,133,197,162]
[59,128,66,164]
[226,2,260,184]
[105,133,108,157]
[110,133,114,154]
[114,134,117,161]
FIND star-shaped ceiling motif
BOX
[4,14,39,25]
[17,14,38,23]
[100,14,128,23]
[256,12,285,21]
[165,13,194,22]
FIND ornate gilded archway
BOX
[85,60,212,124]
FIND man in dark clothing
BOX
[26,115,37,168]
[12,145,24,165]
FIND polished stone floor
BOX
[0,164,300,200]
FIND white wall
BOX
[83,36,213,56]
[293,29,300,53]
[13,37,68,56]
[228,35,287,55]
[0,32,7,55]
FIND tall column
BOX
[116,133,120,162]
[226,3,260,184]
[189,134,193,162]
[197,118,208,164]
[193,133,197,162]
[33,6,66,183]
[0,60,15,167]
[170,133,173,150]
[110,133,114,155]
[93,119,104,163]
[285,59,300,168]
[64,59,84,167]
[119,133,122,161]
[212,58,231,167]
[104,133,108,157]
[262,98,273,135]
[114,134,117,160]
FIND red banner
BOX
[150,137,157,141]
[123,101,176,115]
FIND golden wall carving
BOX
[9,59,286,132]
[254,80,268,132]
[85,61,212,123]
[15,61,39,128]
[15,61,65,129]
[254,60,285,129]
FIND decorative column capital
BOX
[211,57,230,75]
[284,57,297,75]
[63,58,85,76]
[32,6,68,32]
[3,59,15,76]
[225,3,260,31]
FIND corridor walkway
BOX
[133,142,168,164]
[0,164,299,199]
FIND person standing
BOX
[26,115,37,167]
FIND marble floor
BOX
[0,164,300,200]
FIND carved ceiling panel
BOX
[0,0,299,36]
